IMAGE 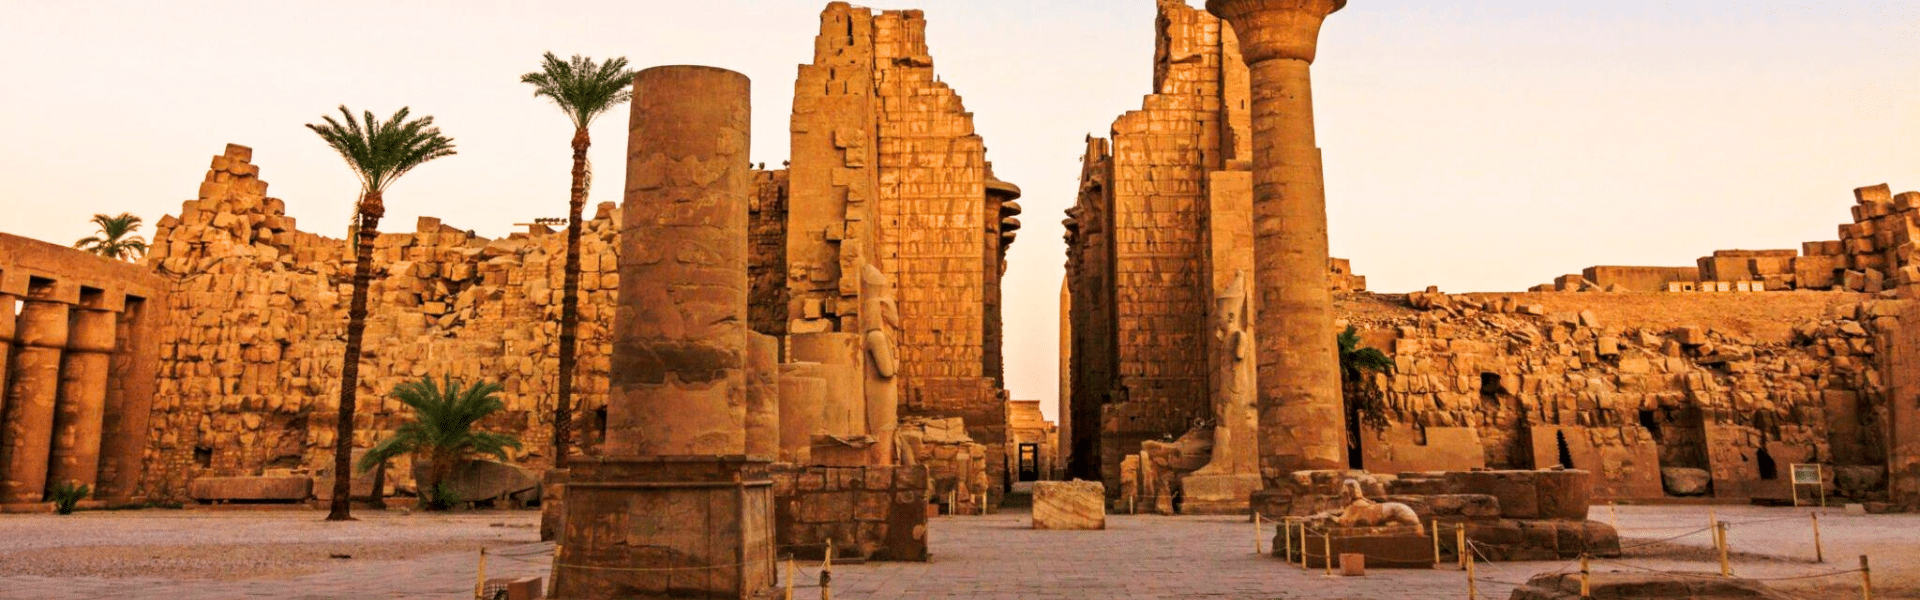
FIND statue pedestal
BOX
[1279,524,1434,569]
[1180,472,1262,515]
[550,456,774,599]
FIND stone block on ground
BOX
[417,459,540,507]
[1662,468,1711,496]
[1033,480,1105,530]
[1506,572,1797,599]
[188,476,313,502]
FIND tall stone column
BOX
[0,294,14,428]
[1206,0,1348,480]
[600,65,753,457]
[554,65,774,600]
[47,306,116,493]
[1,297,70,505]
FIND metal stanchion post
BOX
[1717,521,1731,577]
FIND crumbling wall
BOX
[141,145,616,500]
[1346,290,1884,501]
[750,169,790,339]
[868,8,1010,495]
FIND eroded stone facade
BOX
[1064,0,1920,513]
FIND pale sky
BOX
[3,1,1917,422]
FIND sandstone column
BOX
[46,306,116,493]
[601,67,753,459]
[746,332,780,459]
[0,293,14,427]
[554,65,774,600]
[1206,0,1348,479]
[0,297,70,505]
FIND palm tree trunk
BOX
[328,191,383,521]
[554,127,590,470]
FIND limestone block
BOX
[1661,468,1711,496]
[188,476,313,501]
[1032,480,1106,530]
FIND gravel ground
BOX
[0,507,539,580]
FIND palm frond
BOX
[306,105,457,195]
[363,376,520,482]
[521,52,636,129]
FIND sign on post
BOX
[1790,464,1825,507]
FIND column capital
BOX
[1206,0,1345,64]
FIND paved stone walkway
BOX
[0,504,1913,599]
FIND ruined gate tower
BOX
[1205,0,1348,482]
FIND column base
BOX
[1180,472,1262,515]
[551,456,775,600]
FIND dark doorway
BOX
[1757,446,1778,480]
[1346,408,1365,469]
[1017,443,1040,482]
[1556,430,1575,469]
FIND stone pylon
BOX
[1205,0,1348,480]
[550,65,774,600]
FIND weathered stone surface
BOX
[188,476,312,502]
[417,459,538,506]
[1663,468,1712,496]
[603,65,752,458]
[1507,573,1797,600]
[771,464,928,561]
[746,332,780,460]
[1033,480,1106,530]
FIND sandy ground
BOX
[0,508,539,581]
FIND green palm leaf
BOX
[358,376,520,511]
[73,212,147,260]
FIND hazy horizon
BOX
[4,0,1917,422]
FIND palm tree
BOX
[73,213,148,260]
[520,52,634,470]
[1338,325,1393,469]
[307,106,456,521]
[357,376,521,511]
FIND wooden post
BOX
[1323,530,1333,577]
[475,547,488,600]
[1254,514,1264,555]
[1813,512,1825,563]
[1283,517,1293,562]
[1457,525,1468,570]
[1580,554,1592,599]
[821,540,834,600]
[1728,519,1743,576]
[1297,522,1308,569]
[784,557,795,600]
[1861,555,1873,600]
[1431,520,1442,567]
[1466,541,1478,600]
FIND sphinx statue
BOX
[1331,479,1422,528]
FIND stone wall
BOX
[770,464,929,561]
[1537,184,1920,295]
[140,144,616,500]
[1347,290,1882,501]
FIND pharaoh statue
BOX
[1193,270,1258,477]
[1178,271,1265,514]
[861,264,902,465]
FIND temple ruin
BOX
[1063,0,1920,518]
